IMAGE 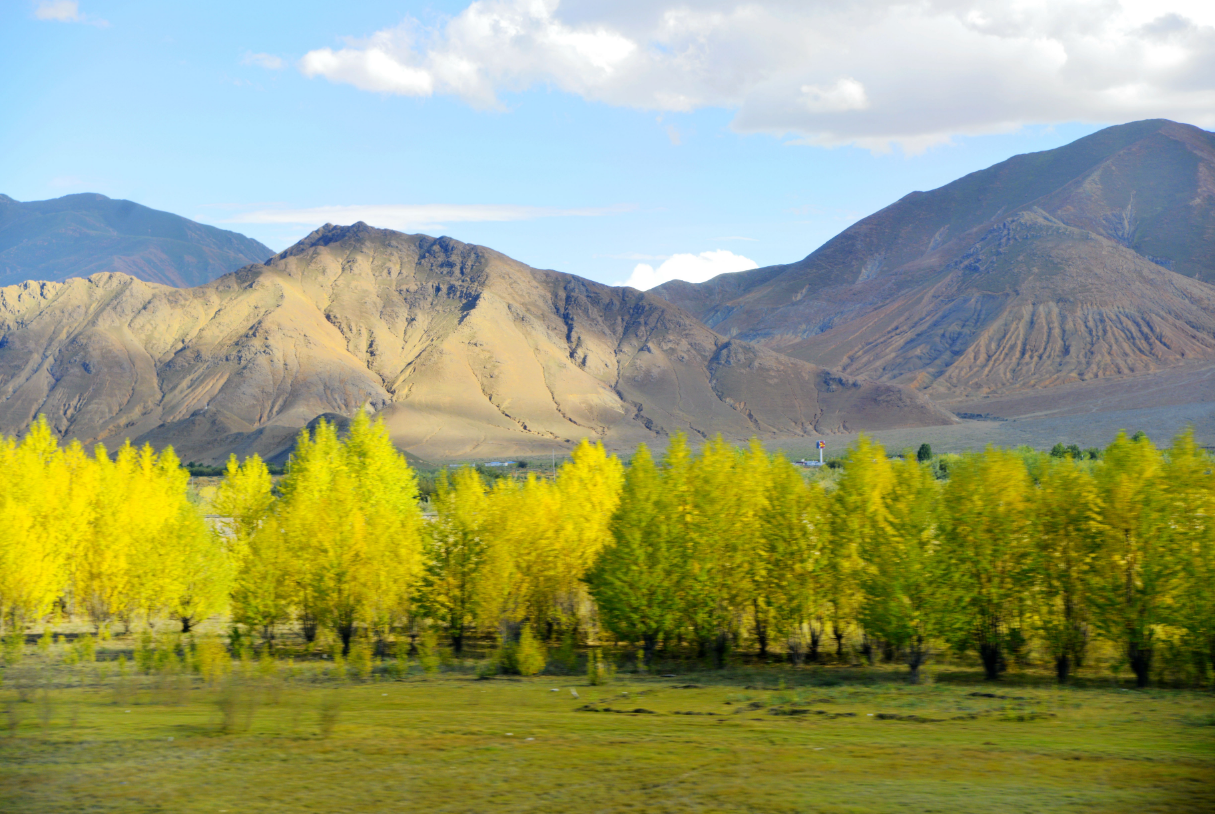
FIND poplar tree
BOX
[423,466,491,654]
[1031,457,1099,681]
[587,445,681,666]
[1166,430,1215,682]
[827,434,894,659]
[754,453,826,661]
[857,454,941,682]
[0,418,74,632]
[938,447,1034,680]
[1087,432,1179,687]
[277,413,424,654]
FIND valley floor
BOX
[3,656,1213,813]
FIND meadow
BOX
[2,632,1214,814]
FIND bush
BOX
[348,640,374,681]
[587,649,614,685]
[511,625,547,677]
[417,630,441,675]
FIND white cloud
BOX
[242,52,285,70]
[226,202,631,233]
[294,0,1215,151]
[34,1,107,27]
[620,249,758,290]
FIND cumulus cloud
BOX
[227,202,631,233]
[294,0,1215,151]
[242,52,285,70]
[620,249,758,290]
[34,0,107,26]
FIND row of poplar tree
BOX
[1,414,1213,687]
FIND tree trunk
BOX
[338,622,355,657]
[1055,654,1070,683]
[753,601,769,659]
[833,625,845,660]
[713,632,729,669]
[861,635,875,666]
[809,626,821,663]
[451,629,464,656]
[180,616,193,634]
[642,633,658,667]
[979,641,1003,680]
[301,613,318,644]
[906,635,928,684]
[1128,641,1152,688]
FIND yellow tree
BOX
[938,446,1034,680]
[677,436,745,666]
[217,455,289,643]
[827,434,895,660]
[278,414,424,654]
[1088,432,1181,687]
[1166,429,1215,682]
[550,441,624,633]
[754,452,827,662]
[1031,456,1100,682]
[857,454,941,682]
[0,418,75,632]
[74,442,134,629]
[423,466,492,654]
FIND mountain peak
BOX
[0,193,272,288]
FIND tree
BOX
[277,414,424,654]
[753,454,827,663]
[0,418,74,632]
[916,443,932,463]
[587,445,682,667]
[1163,429,1215,683]
[938,446,1034,680]
[218,455,290,643]
[857,455,942,682]
[423,466,491,654]
[1031,457,1099,682]
[1087,432,1180,687]
[827,434,894,660]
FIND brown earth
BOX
[653,119,1215,408]
[0,223,953,463]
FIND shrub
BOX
[512,625,547,677]
[348,640,374,681]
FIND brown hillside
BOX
[653,120,1215,402]
[0,224,952,462]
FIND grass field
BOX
[2,640,1213,814]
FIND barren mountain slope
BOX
[0,224,952,462]
[0,193,271,288]
[653,120,1215,401]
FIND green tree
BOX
[587,445,682,667]
[1031,458,1099,682]
[938,447,1034,680]
[1087,432,1180,687]
[916,443,932,463]
[857,455,942,682]
[423,467,491,654]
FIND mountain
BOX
[0,193,272,288]
[0,224,953,462]
[653,120,1215,402]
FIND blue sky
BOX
[4,1,1214,288]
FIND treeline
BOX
[1,415,1213,688]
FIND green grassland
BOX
[2,642,1213,813]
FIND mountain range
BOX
[0,193,271,288]
[4,118,1213,461]
[0,224,950,463]
[653,119,1215,407]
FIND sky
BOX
[4,1,1215,289]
